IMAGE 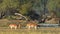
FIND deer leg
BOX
[35,26,37,30]
[10,26,12,29]
[15,26,17,30]
[28,26,30,30]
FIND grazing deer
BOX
[9,24,21,30]
[26,20,37,30]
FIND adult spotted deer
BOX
[26,20,37,30]
[9,24,21,30]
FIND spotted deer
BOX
[9,24,21,30]
[26,20,37,30]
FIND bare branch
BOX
[15,13,28,20]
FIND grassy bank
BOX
[0,28,60,34]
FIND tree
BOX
[46,0,60,17]
[0,0,19,18]
[19,1,32,15]
[46,0,60,12]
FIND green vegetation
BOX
[0,0,59,27]
[0,0,60,34]
[0,28,60,34]
[0,0,59,19]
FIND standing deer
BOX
[26,20,37,30]
[9,24,21,30]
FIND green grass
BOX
[0,28,60,34]
[0,19,60,34]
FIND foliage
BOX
[0,0,19,18]
[46,0,60,17]
[19,2,32,15]
[47,0,60,11]
[0,0,60,19]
